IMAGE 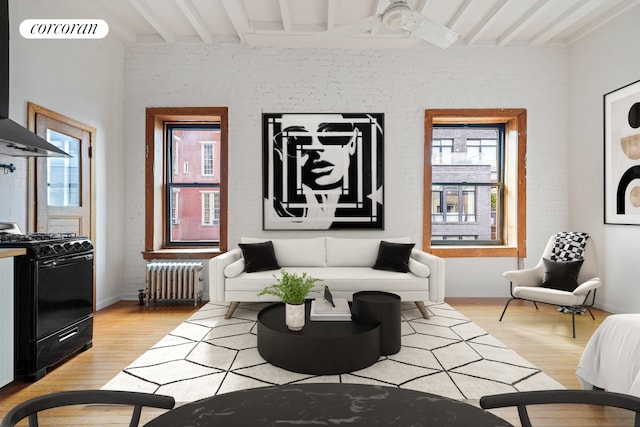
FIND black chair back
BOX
[1,390,175,427]
[480,389,640,427]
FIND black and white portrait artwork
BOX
[263,113,384,230]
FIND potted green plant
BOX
[258,270,321,331]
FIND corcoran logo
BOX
[19,19,109,39]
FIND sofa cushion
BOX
[326,237,410,267]
[241,237,327,267]
[224,258,245,278]
[226,267,428,294]
[408,258,430,278]
[238,241,281,273]
[373,241,415,273]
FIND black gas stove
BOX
[1,222,94,381]
[0,231,93,259]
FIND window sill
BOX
[142,248,222,260]
[428,246,521,258]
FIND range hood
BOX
[0,0,67,157]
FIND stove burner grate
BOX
[0,231,77,241]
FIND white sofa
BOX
[210,237,445,319]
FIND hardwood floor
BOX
[0,298,634,426]
[449,298,634,426]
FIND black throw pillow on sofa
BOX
[372,241,415,273]
[541,257,584,292]
[238,241,281,273]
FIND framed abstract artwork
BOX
[604,79,640,225]
[262,113,384,230]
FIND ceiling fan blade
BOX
[316,15,382,42]
[405,13,459,49]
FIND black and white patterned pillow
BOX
[550,231,589,261]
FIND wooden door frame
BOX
[27,102,97,309]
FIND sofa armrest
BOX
[411,249,445,302]
[209,248,242,302]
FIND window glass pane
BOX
[167,124,221,245]
[431,124,503,244]
[170,128,219,184]
[432,128,499,184]
[46,129,80,207]
[169,186,220,243]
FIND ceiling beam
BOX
[415,0,430,15]
[327,0,337,30]
[93,0,137,44]
[220,0,250,44]
[465,0,508,45]
[128,0,175,42]
[530,0,608,45]
[565,0,640,44]
[446,0,472,30]
[245,32,422,49]
[497,0,551,46]
[176,0,213,43]
[279,0,292,32]
[374,0,388,14]
[370,0,388,35]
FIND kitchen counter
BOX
[0,248,26,258]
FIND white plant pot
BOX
[285,303,305,331]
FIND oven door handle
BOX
[41,253,94,268]
[58,327,79,342]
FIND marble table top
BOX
[144,383,513,426]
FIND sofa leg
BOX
[415,301,430,319]
[225,302,240,319]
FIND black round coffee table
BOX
[257,301,381,374]
[144,383,514,426]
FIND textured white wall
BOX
[5,2,640,312]
[122,41,570,299]
[568,6,640,314]
[6,0,126,310]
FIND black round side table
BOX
[351,291,401,355]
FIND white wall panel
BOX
[568,6,640,314]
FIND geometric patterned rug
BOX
[102,301,563,406]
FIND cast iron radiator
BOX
[145,262,203,306]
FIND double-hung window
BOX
[424,109,526,258]
[144,107,228,258]
[431,125,502,244]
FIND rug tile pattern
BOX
[102,301,563,404]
